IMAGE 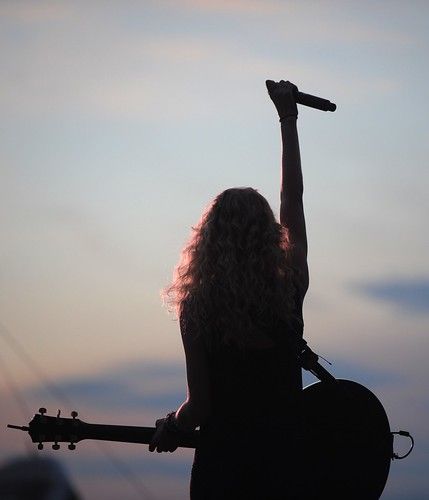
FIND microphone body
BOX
[296,91,336,112]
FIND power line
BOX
[0,323,74,408]
[0,352,32,419]
[0,321,157,500]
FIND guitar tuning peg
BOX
[38,408,47,415]
[37,443,44,450]
[71,411,78,419]
[52,443,60,450]
[68,443,76,450]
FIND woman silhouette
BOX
[149,80,309,499]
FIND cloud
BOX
[26,360,187,413]
[351,277,429,315]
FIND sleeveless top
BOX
[181,295,305,499]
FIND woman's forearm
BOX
[281,116,303,204]
[280,117,307,254]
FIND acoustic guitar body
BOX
[300,379,393,499]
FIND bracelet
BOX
[280,114,298,122]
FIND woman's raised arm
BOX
[267,80,309,297]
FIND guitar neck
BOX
[81,422,199,449]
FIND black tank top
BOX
[206,329,302,427]
[184,305,305,500]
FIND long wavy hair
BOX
[162,187,299,351]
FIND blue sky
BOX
[1,1,428,498]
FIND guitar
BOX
[8,378,413,499]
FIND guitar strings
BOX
[0,321,157,500]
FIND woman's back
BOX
[206,326,302,424]
[186,308,304,499]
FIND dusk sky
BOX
[1,1,428,499]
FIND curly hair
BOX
[162,187,299,351]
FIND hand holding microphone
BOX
[266,79,336,122]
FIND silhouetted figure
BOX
[150,80,308,499]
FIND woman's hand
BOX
[266,80,298,121]
[148,418,181,453]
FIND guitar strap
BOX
[286,332,336,383]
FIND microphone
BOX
[296,90,336,112]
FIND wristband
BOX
[280,114,298,123]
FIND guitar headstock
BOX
[9,407,84,450]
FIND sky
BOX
[0,1,428,498]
